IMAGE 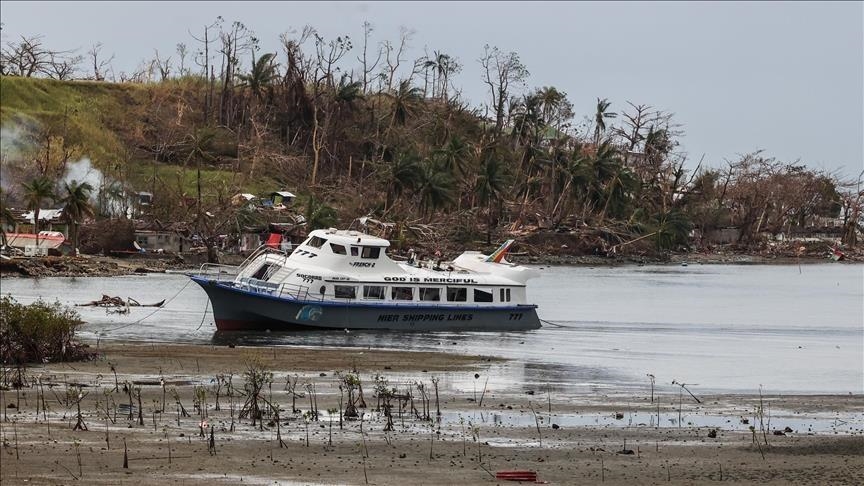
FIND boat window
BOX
[446,287,467,302]
[361,246,380,259]
[392,287,414,301]
[473,288,494,303]
[330,243,347,255]
[350,246,359,256]
[506,288,511,302]
[363,285,385,300]
[500,289,505,302]
[334,285,356,299]
[307,236,327,249]
[419,288,441,301]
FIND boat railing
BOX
[233,277,312,301]
[236,244,290,273]
[195,263,241,282]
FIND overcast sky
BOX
[1,1,862,177]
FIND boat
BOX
[190,228,541,331]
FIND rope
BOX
[99,279,194,333]
[540,318,580,329]
[194,294,211,331]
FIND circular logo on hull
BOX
[296,305,323,322]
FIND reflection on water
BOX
[2,263,862,394]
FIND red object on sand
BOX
[496,470,539,482]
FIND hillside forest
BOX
[1,20,862,257]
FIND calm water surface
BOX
[2,263,862,395]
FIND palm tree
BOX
[21,176,56,248]
[389,79,423,128]
[238,52,279,103]
[418,161,455,218]
[60,180,95,253]
[652,210,692,252]
[435,136,471,178]
[381,151,422,212]
[475,156,509,244]
[593,97,617,145]
[305,196,338,230]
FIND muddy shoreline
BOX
[1,342,861,485]
[0,250,857,279]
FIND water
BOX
[2,263,862,395]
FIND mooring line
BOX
[100,279,194,333]
[540,318,579,329]
[194,294,211,331]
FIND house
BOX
[15,208,69,236]
[133,220,190,253]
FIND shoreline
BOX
[0,251,858,279]
[1,342,861,484]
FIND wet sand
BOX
[1,343,862,485]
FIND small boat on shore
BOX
[191,228,541,331]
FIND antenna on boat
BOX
[485,239,515,263]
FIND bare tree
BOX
[88,42,114,81]
[356,21,382,94]
[153,49,172,81]
[479,44,529,136]
[381,26,413,92]
[176,43,188,76]
[191,17,223,123]
[1,35,52,77]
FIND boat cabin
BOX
[233,228,528,306]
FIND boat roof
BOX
[309,228,390,247]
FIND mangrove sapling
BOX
[109,363,119,392]
[135,386,144,426]
[478,374,490,408]
[193,385,208,421]
[528,401,542,447]
[647,373,656,403]
[303,411,311,447]
[73,438,82,478]
[160,377,166,412]
[340,372,362,419]
[431,376,441,418]
[304,382,319,420]
[123,381,134,421]
[122,438,128,468]
[67,385,89,431]
[338,384,344,429]
[471,423,482,465]
[671,380,700,428]
[285,374,301,413]
[429,422,435,461]
[239,359,272,428]
[327,408,338,446]
[208,425,216,456]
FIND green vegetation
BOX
[0,295,88,364]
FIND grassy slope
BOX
[0,76,279,200]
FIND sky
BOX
[1,1,862,178]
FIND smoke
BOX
[62,158,105,202]
[0,124,30,195]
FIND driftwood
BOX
[78,295,165,308]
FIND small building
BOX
[16,208,69,236]
[133,220,190,253]
[269,191,296,208]
[231,193,258,207]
